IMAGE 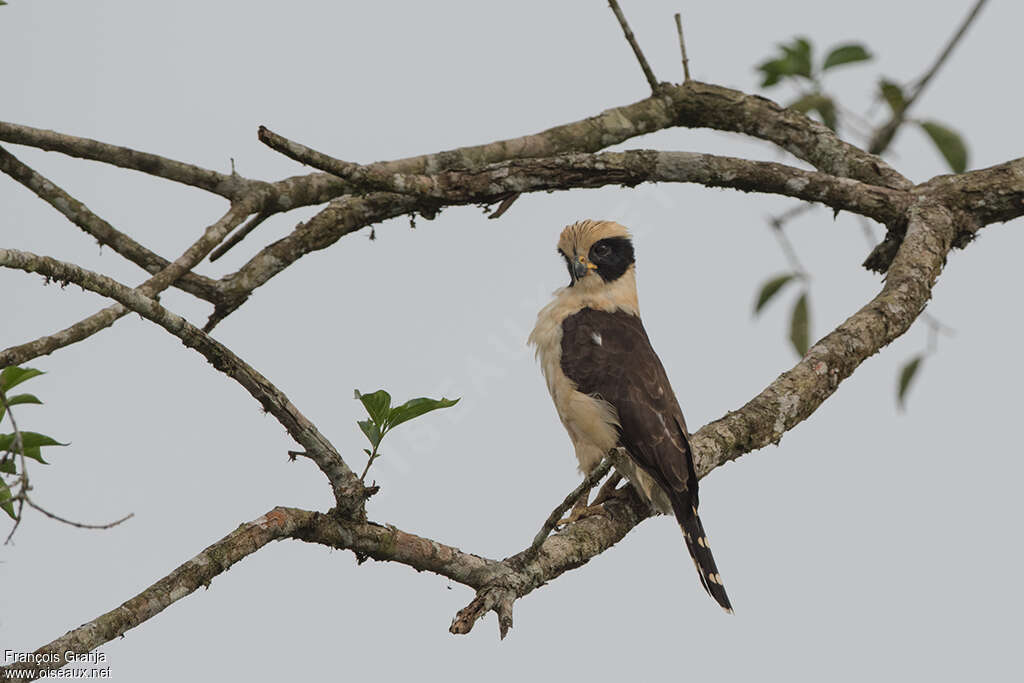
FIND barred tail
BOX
[672,500,733,613]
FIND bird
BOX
[528,219,732,612]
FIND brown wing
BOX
[560,307,698,508]
[560,307,732,612]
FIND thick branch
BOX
[294,147,911,225]
[916,157,1024,227]
[0,120,250,200]
[217,82,907,326]
[691,203,955,474]
[0,507,317,681]
[0,249,364,512]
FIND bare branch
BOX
[25,499,133,530]
[607,0,660,93]
[0,120,251,200]
[0,248,365,512]
[209,81,909,327]
[285,146,911,225]
[0,145,221,303]
[208,211,271,261]
[674,13,691,82]
[524,457,613,561]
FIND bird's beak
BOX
[572,255,596,281]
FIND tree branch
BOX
[0,202,249,368]
[0,249,365,513]
[607,0,660,93]
[269,143,911,225]
[0,144,221,303]
[0,120,251,200]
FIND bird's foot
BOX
[556,497,609,527]
[591,472,623,506]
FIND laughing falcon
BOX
[529,219,732,612]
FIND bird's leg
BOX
[556,487,594,527]
[557,469,618,527]
[591,472,623,506]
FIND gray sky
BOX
[2,1,1021,680]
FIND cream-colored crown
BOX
[557,219,631,256]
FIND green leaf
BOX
[22,446,46,464]
[781,37,813,79]
[0,431,67,457]
[0,367,44,392]
[385,396,460,430]
[5,394,42,407]
[789,292,810,357]
[0,2,9,7]
[787,93,824,114]
[354,389,391,425]
[0,479,15,520]
[0,457,15,474]
[756,37,813,86]
[0,393,43,423]
[879,80,905,114]
[357,419,382,450]
[897,355,924,410]
[822,44,872,71]
[754,273,797,315]
[757,58,793,87]
[919,121,968,173]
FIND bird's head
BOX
[556,219,635,288]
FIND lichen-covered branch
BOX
[0,249,365,512]
[0,120,251,200]
[280,145,911,226]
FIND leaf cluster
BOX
[1,366,67,519]
[354,389,459,480]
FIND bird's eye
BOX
[592,243,611,259]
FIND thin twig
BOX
[209,211,272,261]
[26,499,133,530]
[868,0,988,154]
[0,248,365,514]
[674,13,691,82]
[906,0,988,107]
[0,202,251,370]
[524,457,612,561]
[0,389,28,544]
[608,0,660,93]
[487,192,521,220]
[0,145,221,303]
